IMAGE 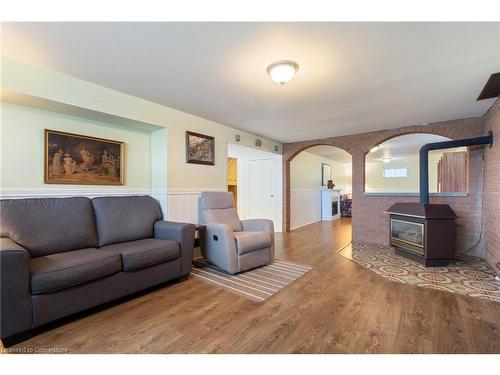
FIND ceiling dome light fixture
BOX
[382,157,392,164]
[266,60,299,85]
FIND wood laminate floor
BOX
[3,218,500,353]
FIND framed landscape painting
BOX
[45,129,124,185]
[186,131,215,165]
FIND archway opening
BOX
[365,134,468,194]
[289,145,352,248]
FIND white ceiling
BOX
[2,22,499,143]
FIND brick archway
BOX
[362,128,456,157]
[282,118,484,233]
[283,143,354,233]
[287,142,354,163]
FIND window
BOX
[382,167,408,178]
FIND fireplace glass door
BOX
[390,218,424,254]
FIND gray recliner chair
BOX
[199,192,275,274]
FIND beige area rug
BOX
[338,243,500,303]
[192,259,312,302]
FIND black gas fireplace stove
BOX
[385,131,493,267]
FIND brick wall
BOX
[483,98,500,274]
[283,116,486,256]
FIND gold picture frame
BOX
[44,129,124,185]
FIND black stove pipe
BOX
[419,130,493,204]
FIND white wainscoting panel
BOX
[290,189,322,230]
[166,189,225,224]
[167,190,201,224]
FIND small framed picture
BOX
[186,131,215,165]
[322,163,331,186]
[45,129,124,185]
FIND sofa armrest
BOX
[200,223,238,274]
[0,238,33,339]
[241,219,275,262]
[154,221,196,276]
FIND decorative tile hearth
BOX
[338,243,500,303]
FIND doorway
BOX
[289,145,352,240]
[227,157,238,208]
[227,143,282,232]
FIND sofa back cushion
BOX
[92,196,163,247]
[0,197,98,257]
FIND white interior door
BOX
[244,157,282,231]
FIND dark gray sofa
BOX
[0,195,195,344]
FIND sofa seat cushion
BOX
[30,248,122,295]
[234,231,272,255]
[101,238,180,272]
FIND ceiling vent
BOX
[477,72,500,100]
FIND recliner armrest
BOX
[0,238,33,339]
[241,219,275,262]
[154,221,195,276]
[241,218,274,234]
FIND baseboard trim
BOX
[290,219,321,231]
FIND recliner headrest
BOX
[200,191,235,210]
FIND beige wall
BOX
[290,151,351,192]
[1,56,281,194]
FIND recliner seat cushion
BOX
[92,196,163,247]
[234,231,272,255]
[0,197,98,257]
[30,248,122,295]
[101,238,180,271]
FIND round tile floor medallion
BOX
[382,257,410,267]
[337,243,500,303]
[417,272,453,284]
[379,265,408,277]
[459,269,493,280]
[463,280,500,293]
